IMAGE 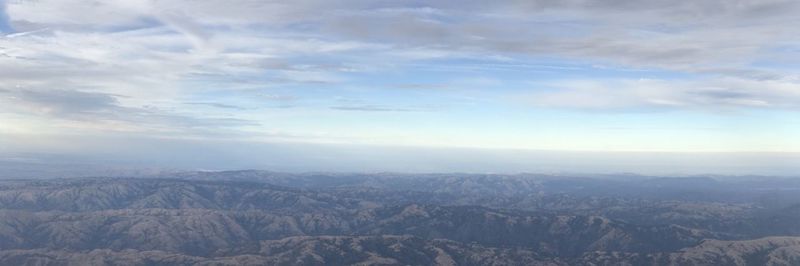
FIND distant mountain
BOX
[0,173,799,265]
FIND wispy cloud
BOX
[183,102,248,110]
[1,88,257,131]
[524,77,800,111]
[4,0,800,112]
[1,0,800,155]
[329,105,423,112]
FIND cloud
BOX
[329,105,420,112]
[183,102,247,110]
[262,94,296,102]
[525,77,800,111]
[304,1,800,72]
[0,88,257,131]
[9,88,120,114]
[3,0,798,92]
[6,0,798,72]
[328,96,438,112]
[0,0,799,155]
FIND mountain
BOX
[2,236,800,266]
[578,237,800,266]
[0,173,799,265]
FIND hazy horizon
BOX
[2,138,799,177]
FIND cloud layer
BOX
[1,0,799,156]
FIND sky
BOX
[1,1,800,175]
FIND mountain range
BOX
[0,172,799,265]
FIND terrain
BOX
[0,171,799,265]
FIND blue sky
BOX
[0,1,10,33]
[1,1,799,174]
